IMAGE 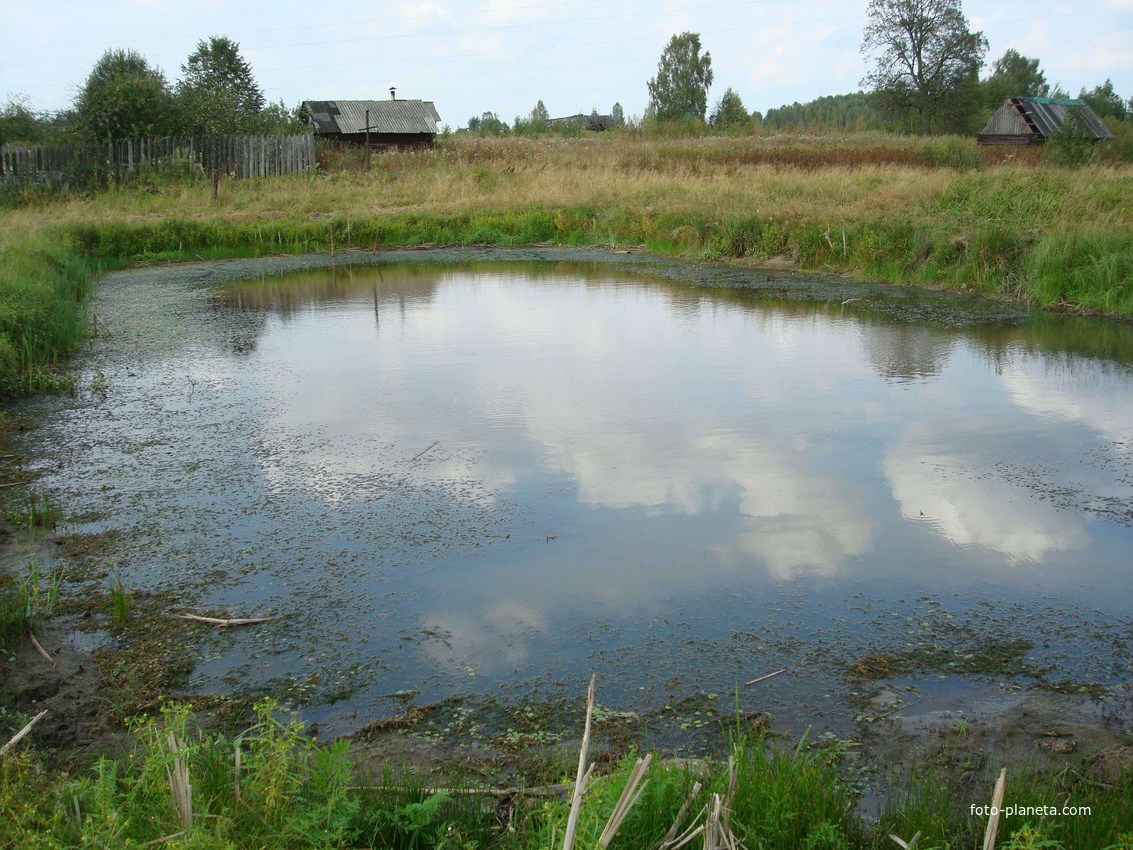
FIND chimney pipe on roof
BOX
[390,87,396,100]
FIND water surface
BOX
[20,256,1133,736]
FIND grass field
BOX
[2,132,1132,395]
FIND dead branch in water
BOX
[173,614,280,628]
[743,668,786,687]
[412,440,440,461]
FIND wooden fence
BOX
[0,133,316,186]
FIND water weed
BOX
[0,559,59,652]
[4,490,62,534]
[109,574,131,629]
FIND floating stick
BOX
[744,668,786,686]
[174,614,280,628]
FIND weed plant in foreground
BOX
[0,558,59,653]
[1,692,1131,848]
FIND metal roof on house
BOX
[302,100,441,135]
[979,97,1113,140]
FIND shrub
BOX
[1043,105,1099,166]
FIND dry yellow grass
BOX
[7,134,1128,234]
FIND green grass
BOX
[0,559,59,652]
[0,225,96,397]
[2,699,1130,848]
[4,490,62,535]
[109,574,131,629]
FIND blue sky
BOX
[2,0,1131,126]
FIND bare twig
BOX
[0,480,29,489]
[234,741,241,807]
[890,831,922,849]
[743,668,786,687]
[982,768,1007,850]
[722,753,738,833]
[598,754,652,848]
[412,440,440,461]
[658,780,703,850]
[358,783,569,798]
[29,633,54,666]
[165,732,192,832]
[141,833,185,847]
[174,614,280,628]
[669,823,705,850]
[1,710,48,757]
[563,675,596,850]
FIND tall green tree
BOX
[860,0,988,134]
[647,32,713,122]
[982,49,1049,109]
[73,49,177,141]
[1080,79,1127,122]
[709,87,750,131]
[177,36,265,135]
[529,99,550,125]
[259,99,305,135]
[0,95,45,144]
[611,102,625,127]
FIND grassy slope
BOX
[2,133,1132,393]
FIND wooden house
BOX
[977,97,1113,146]
[302,90,441,149]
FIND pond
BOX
[17,250,1133,739]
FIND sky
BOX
[2,0,1131,126]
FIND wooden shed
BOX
[302,94,441,149]
[977,97,1113,146]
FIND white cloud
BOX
[1000,358,1133,452]
[884,422,1089,564]
[1064,36,1133,73]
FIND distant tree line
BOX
[0,37,305,146]
[464,15,1128,143]
[5,9,1131,148]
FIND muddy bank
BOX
[3,600,1131,812]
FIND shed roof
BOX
[547,113,616,131]
[302,100,441,135]
[979,97,1113,140]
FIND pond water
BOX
[18,254,1133,738]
